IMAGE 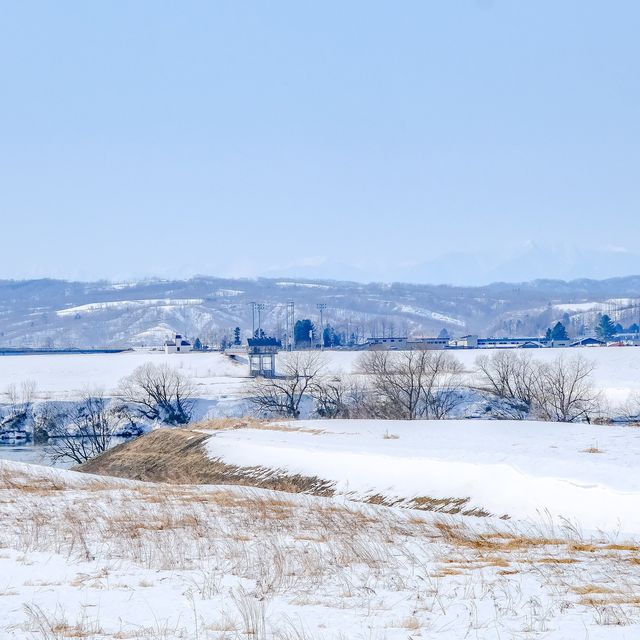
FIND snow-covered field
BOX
[0,351,250,401]
[1,361,639,638]
[1,455,640,639]
[2,346,640,407]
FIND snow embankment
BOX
[205,419,640,534]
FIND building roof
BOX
[518,341,545,348]
[247,337,282,347]
[570,337,605,346]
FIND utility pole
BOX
[317,303,327,349]
[250,302,256,336]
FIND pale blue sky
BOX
[1,1,638,285]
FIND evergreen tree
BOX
[193,337,202,351]
[629,323,640,334]
[613,323,624,334]
[294,319,315,346]
[550,322,568,341]
[233,327,241,345]
[595,314,616,341]
[545,328,552,341]
[320,324,342,348]
[438,328,450,339]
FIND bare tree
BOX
[357,350,463,420]
[249,352,327,418]
[532,355,600,423]
[475,351,538,417]
[2,380,37,430]
[117,363,195,425]
[620,392,640,425]
[357,351,422,419]
[476,351,600,422]
[420,351,464,419]
[309,374,375,419]
[310,376,349,418]
[47,391,119,464]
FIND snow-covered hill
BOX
[3,275,640,348]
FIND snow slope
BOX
[206,419,640,534]
[1,459,640,639]
[56,298,205,317]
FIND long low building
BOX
[365,334,619,351]
[365,337,449,350]
[450,335,572,349]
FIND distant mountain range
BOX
[262,244,640,287]
[1,275,640,348]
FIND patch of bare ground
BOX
[363,493,494,517]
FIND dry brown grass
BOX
[77,427,335,496]
[433,521,565,553]
[582,446,604,454]
[22,603,104,639]
[574,585,614,595]
[537,557,579,564]
[197,417,328,436]
[241,422,328,435]
[77,425,500,519]
[192,417,268,431]
[2,460,640,637]
[399,615,421,630]
[604,543,640,552]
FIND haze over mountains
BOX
[261,244,640,286]
[1,275,640,349]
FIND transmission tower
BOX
[317,303,327,348]
[285,301,295,351]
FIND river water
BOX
[0,442,67,467]
[0,438,130,469]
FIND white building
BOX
[449,335,479,348]
[164,334,192,354]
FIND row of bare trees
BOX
[249,349,603,424]
[357,351,463,419]
[249,350,466,420]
